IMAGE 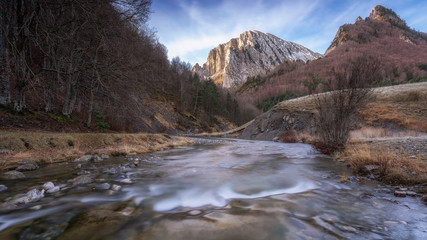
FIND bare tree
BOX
[314,56,381,153]
[0,1,11,106]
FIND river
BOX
[0,138,426,239]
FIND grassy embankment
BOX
[275,82,427,184]
[0,132,192,171]
[338,82,427,184]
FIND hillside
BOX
[236,5,427,111]
[239,82,427,140]
[192,30,321,88]
[0,1,241,133]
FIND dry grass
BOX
[358,82,427,132]
[277,130,298,143]
[350,127,426,139]
[359,102,427,132]
[337,143,427,184]
[0,131,192,171]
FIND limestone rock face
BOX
[193,30,322,88]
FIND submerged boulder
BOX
[16,161,39,171]
[72,175,94,186]
[2,170,26,180]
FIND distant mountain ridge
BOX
[192,30,322,88]
[325,5,427,55]
[232,5,427,117]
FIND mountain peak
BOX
[368,5,406,28]
[192,30,322,88]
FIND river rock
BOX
[14,189,45,204]
[74,155,93,162]
[365,165,379,172]
[422,195,427,205]
[16,161,39,171]
[104,168,118,175]
[101,154,109,160]
[46,186,60,194]
[76,170,91,175]
[92,155,103,162]
[97,183,111,190]
[111,184,121,191]
[406,191,417,197]
[0,184,8,192]
[2,170,26,179]
[120,178,132,184]
[394,190,406,197]
[42,181,55,190]
[72,175,94,186]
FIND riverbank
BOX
[334,135,427,197]
[0,131,192,171]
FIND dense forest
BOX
[0,0,246,132]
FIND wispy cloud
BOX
[152,0,323,64]
[150,0,427,65]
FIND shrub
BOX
[278,130,298,143]
[314,56,381,153]
[417,63,427,71]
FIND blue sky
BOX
[149,0,427,65]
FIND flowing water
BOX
[0,139,426,239]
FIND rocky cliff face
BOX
[193,30,322,88]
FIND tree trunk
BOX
[0,7,11,106]
[62,78,77,116]
[13,82,26,112]
[43,58,55,112]
[13,54,27,112]
[86,89,94,127]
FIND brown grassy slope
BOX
[277,82,427,132]
[239,82,427,141]
[0,132,192,170]
[358,83,427,131]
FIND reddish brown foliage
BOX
[278,130,298,143]
[238,15,427,110]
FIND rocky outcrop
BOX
[193,30,322,88]
[324,26,351,55]
[239,108,315,140]
[368,5,407,28]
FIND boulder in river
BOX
[92,155,103,162]
[72,175,94,186]
[74,155,93,162]
[97,183,111,190]
[0,184,8,192]
[13,189,45,204]
[2,170,26,179]
[42,182,55,190]
[394,191,406,197]
[16,160,39,171]
[46,186,60,194]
